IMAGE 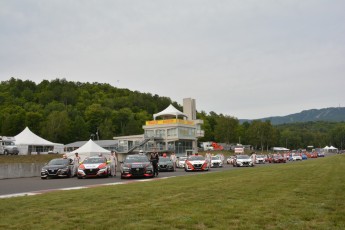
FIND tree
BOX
[214,115,239,143]
[246,120,275,151]
[41,111,71,143]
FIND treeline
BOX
[199,112,345,150]
[0,78,176,143]
[1,78,344,149]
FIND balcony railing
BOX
[145,119,195,126]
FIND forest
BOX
[1,78,344,150]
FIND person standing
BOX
[170,152,177,171]
[110,151,117,177]
[73,152,81,177]
[150,152,159,176]
[206,152,211,167]
[251,152,257,165]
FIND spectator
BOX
[109,151,117,177]
[170,152,177,171]
[73,152,81,177]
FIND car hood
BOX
[81,163,106,169]
[211,160,222,163]
[42,164,68,170]
[187,160,205,164]
[125,162,150,168]
[237,159,251,162]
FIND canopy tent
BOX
[153,104,188,120]
[323,145,338,153]
[272,147,290,151]
[66,139,111,161]
[14,127,64,155]
[327,146,338,153]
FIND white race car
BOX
[77,156,110,179]
[185,155,210,171]
[291,154,302,161]
[226,156,235,164]
[211,156,223,168]
[233,155,254,167]
[255,155,266,164]
[176,156,187,168]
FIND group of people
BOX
[62,151,118,177]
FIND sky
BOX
[1,0,344,119]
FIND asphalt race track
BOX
[0,162,273,198]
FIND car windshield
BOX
[237,155,249,159]
[48,159,68,165]
[188,155,205,161]
[212,156,220,160]
[159,157,171,162]
[83,158,106,164]
[3,141,15,146]
[125,156,149,163]
[256,155,265,158]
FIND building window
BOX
[175,141,193,155]
[145,130,155,138]
[178,127,195,138]
[167,128,177,137]
[155,129,166,138]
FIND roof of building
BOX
[153,104,187,120]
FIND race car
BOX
[77,156,110,179]
[254,155,266,164]
[290,154,302,161]
[211,156,223,168]
[176,156,187,168]
[120,154,154,179]
[41,158,73,179]
[184,155,210,171]
[158,157,175,172]
[233,155,254,167]
[272,154,286,163]
[226,156,235,164]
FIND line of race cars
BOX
[226,151,325,166]
[41,153,226,180]
[41,151,322,180]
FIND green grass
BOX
[0,154,63,164]
[1,155,344,229]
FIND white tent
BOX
[273,147,290,151]
[328,146,338,153]
[323,145,338,153]
[323,146,330,150]
[15,127,64,155]
[66,139,111,161]
[153,104,187,120]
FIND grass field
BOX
[0,154,63,164]
[0,155,344,229]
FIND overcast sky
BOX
[1,0,344,119]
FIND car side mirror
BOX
[119,161,123,164]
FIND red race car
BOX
[272,155,286,163]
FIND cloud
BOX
[1,0,344,119]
